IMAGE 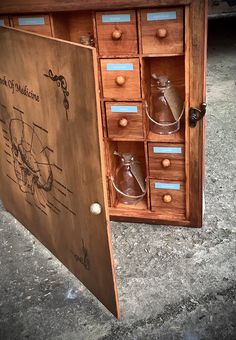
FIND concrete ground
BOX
[0,18,235,340]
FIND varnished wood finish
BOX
[110,212,191,226]
[150,179,185,218]
[140,7,184,55]
[148,143,185,180]
[100,58,141,99]
[0,27,119,317]
[96,10,138,56]
[184,5,190,220]
[11,14,52,36]
[147,122,185,143]
[50,13,70,40]
[0,16,10,26]
[0,1,191,15]
[188,0,207,227]
[66,11,94,44]
[106,102,144,139]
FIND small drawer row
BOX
[0,15,52,36]
[148,143,185,180]
[100,58,141,99]
[96,8,184,56]
[149,144,185,217]
[105,102,144,139]
[150,179,185,217]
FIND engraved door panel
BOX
[0,27,119,317]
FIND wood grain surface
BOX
[100,58,141,99]
[188,0,207,226]
[150,179,185,217]
[0,0,191,15]
[96,10,138,56]
[148,142,185,180]
[105,102,144,139]
[11,14,52,36]
[0,27,119,317]
[140,7,184,55]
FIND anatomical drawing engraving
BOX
[9,118,53,199]
[0,104,76,217]
[44,69,69,120]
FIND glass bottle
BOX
[79,33,94,47]
[150,74,180,134]
[113,152,146,205]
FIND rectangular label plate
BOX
[155,182,180,190]
[111,105,138,113]
[147,12,177,21]
[106,63,134,71]
[102,14,131,23]
[18,17,45,26]
[0,19,4,26]
[153,147,182,154]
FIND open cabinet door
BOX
[0,27,119,318]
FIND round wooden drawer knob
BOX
[119,117,128,127]
[163,194,172,203]
[156,28,168,38]
[115,76,126,86]
[162,159,171,168]
[111,29,122,40]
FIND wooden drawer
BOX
[12,15,52,36]
[100,58,141,99]
[150,179,185,217]
[0,16,10,26]
[106,102,143,139]
[140,8,184,55]
[96,10,138,56]
[148,143,185,180]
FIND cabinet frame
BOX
[0,1,207,226]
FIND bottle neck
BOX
[156,84,171,91]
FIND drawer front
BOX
[150,180,185,217]
[140,8,184,54]
[96,10,138,56]
[148,143,185,180]
[0,16,10,26]
[12,15,52,36]
[106,102,143,139]
[101,58,141,99]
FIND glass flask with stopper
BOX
[145,74,184,135]
[110,152,146,205]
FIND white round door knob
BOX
[90,203,102,215]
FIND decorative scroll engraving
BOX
[44,69,69,120]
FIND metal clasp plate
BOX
[189,102,207,127]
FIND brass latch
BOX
[189,103,207,127]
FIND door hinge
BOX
[189,103,207,127]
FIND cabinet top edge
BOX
[0,0,191,15]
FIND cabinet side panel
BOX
[189,0,208,226]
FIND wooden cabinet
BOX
[0,0,207,318]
